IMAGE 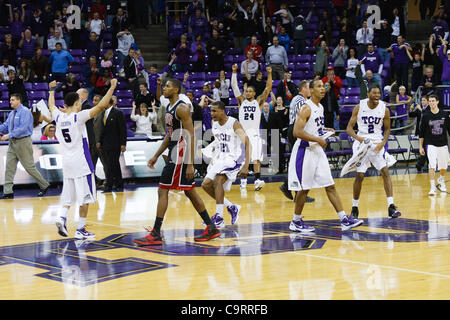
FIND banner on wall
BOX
[0,139,165,185]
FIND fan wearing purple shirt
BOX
[361,44,383,88]
[386,35,412,91]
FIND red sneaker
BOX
[133,229,163,246]
[194,225,221,242]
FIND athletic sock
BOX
[337,211,346,221]
[352,199,359,207]
[387,197,394,206]
[216,204,224,217]
[154,217,164,234]
[255,172,261,180]
[78,217,86,230]
[60,207,69,219]
[223,198,233,207]
[293,214,302,221]
[199,210,213,226]
[430,179,436,188]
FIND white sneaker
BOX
[240,179,247,189]
[254,179,265,191]
[440,183,447,192]
[428,187,437,196]
[55,217,68,237]
[74,227,95,240]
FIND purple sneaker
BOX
[289,219,315,233]
[211,213,225,228]
[227,204,241,225]
[341,215,363,231]
[74,227,95,240]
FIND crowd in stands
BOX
[0,0,449,173]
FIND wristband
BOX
[49,87,56,92]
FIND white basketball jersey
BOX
[239,99,261,136]
[212,117,242,162]
[52,109,94,179]
[357,98,386,141]
[299,99,325,147]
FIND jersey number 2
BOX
[368,124,374,134]
[62,128,72,143]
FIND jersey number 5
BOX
[62,128,72,143]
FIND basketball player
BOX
[50,78,118,239]
[133,79,220,246]
[231,64,272,191]
[346,86,402,219]
[288,79,363,232]
[201,101,251,228]
[419,94,450,195]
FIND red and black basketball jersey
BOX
[165,99,187,164]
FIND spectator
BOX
[174,34,191,73]
[123,47,140,95]
[332,39,349,79]
[276,71,298,106]
[135,83,155,109]
[30,107,51,141]
[131,101,157,137]
[6,3,25,46]
[167,8,188,48]
[407,44,425,94]
[261,101,278,130]
[437,36,450,84]
[190,9,209,40]
[191,34,207,72]
[40,124,57,141]
[354,61,380,99]
[217,70,230,106]
[422,67,438,96]
[94,68,113,96]
[31,48,49,82]
[202,82,212,98]
[277,27,291,54]
[90,0,108,21]
[318,10,333,46]
[187,0,204,18]
[241,50,259,76]
[261,25,275,53]
[111,7,130,48]
[17,60,31,82]
[86,32,102,60]
[386,35,412,91]
[409,96,429,137]
[117,29,135,66]
[0,93,50,199]
[313,35,331,78]
[86,11,106,37]
[147,54,176,95]
[244,35,263,63]
[19,29,39,61]
[322,67,343,100]
[212,80,221,101]
[377,19,394,62]
[58,73,82,98]
[244,69,266,97]
[269,92,289,173]
[419,0,437,20]
[101,50,114,69]
[432,16,449,41]
[47,29,67,51]
[273,2,294,36]
[48,43,74,82]
[30,9,46,48]
[54,8,72,49]
[395,86,411,134]
[427,35,444,81]
[0,58,15,82]
[321,80,340,129]
[389,7,406,43]
[206,29,225,72]
[361,44,383,88]
[7,70,28,107]
[293,11,312,55]
[185,90,204,136]
[265,36,289,80]
[133,0,149,29]
[41,2,55,34]
[1,34,17,67]
[356,20,374,58]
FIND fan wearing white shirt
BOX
[131,101,157,137]
[356,20,374,58]
[86,12,105,36]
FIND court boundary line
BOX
[291,251,450,279]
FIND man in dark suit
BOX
[99,97,127,192]
[321,81,340,129]
[123,47,140,97]
[261,101,278,164]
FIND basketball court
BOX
[0,171,448,300]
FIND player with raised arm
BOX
[231,64,272,191]
[288,79,363,232]
[346,86,402,219]
[133,79,221,246]
[52,78,118,239]
[201,100,251,228]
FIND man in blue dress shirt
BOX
[0,93,50,199]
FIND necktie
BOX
[363,29,367,44]
[11,110,17,131]
[103,110,107,125]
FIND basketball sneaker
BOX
[227,204,241,225]
[428,187,437,195]
[289,219,316,233]
[74,227,95,240]
[55,216,68,237]
[133,229,163,246]
[240,179,247,189]
[341,215,363,231]
[254,179,265,191]
[388,204,402,218]
[211,213,225,228]
[194,225,221,242]
[437,177,446,192]
[351,206,359,219]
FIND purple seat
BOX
[24,83,32,90]
[68,65,82,73]
[55,99,65,106]
[345,88,360,96]
[117,99,133,107]
[117,81,128,89]
[190,72,205,81]
[55,91,63,99]
[29,91,47,100]
[291,71,304,80]
[69,49,84,56]
[115,90,133,99]
[0,100,9,109]
[206,72,219,81]
[342,96,359,105]
[32,82,49,91]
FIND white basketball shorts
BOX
[205,158,243,192]
[61,173,97,207]
[427,145,450,171]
